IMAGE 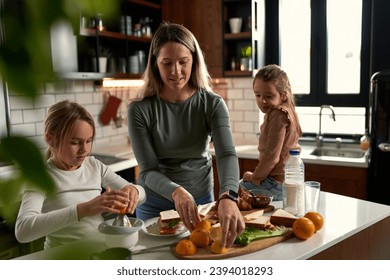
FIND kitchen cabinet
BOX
[305,163,367,200]
[161,0,265,78]
[161,0,223,78]
[76,0,162,78]
[222,0,265,77]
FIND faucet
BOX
[316,105,336,147]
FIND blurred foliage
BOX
[0,0,118,225]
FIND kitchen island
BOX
[14,191,390,260]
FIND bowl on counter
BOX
[98,217,144,249]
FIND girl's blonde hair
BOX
[140,22,212,98]
[44,100,95,160]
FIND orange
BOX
[195,219,211,232]
[210,226,222,241]
[292,217,315,240]
[175,239,197,256]
[304,211,324,232]
[210,240,228,254]
[189,228,210,248]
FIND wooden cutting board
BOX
[171,229,293,260]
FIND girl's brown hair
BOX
[44,100,95,160]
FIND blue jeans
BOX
[239,177,283,201]
[136,192,214,221]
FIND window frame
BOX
[265,0,371,108]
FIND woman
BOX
[15,100,146,249]
[240,64,302,200]
[128,23,244,247]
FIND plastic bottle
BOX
[283,149,305,216]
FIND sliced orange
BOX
[210,226,222,241]
[210,240,228,254]
[175,239,197,256]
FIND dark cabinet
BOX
[161,0,223,78]
[64,0,162,79]
[305,163,367,200]
[222,0,265,77]
[162,0,264,78]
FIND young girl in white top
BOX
[15,100,146,249]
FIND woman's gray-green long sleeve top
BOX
[127,89,239,201]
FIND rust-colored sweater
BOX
[250,105,302,184]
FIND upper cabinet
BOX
[222,0,265,77]
[161,0,223,78]
[57,0,162,79]
[161,0,264,79]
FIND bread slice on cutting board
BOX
[270,208,298,227]
[243,210,274,230]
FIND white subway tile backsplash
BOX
[230,77,252,88]
[23,108,45,123]
[9,96,35,110]
[233,99,256,111]
[11,123,37,137]
[10,110,23,124]
[34,95,56,108]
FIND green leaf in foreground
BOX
[235,227,289,246]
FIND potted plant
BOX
[240,45,252,71]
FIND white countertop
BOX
[14,191,390,260]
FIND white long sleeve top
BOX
[15,156,146,249]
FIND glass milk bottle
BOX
[283,149,305,216]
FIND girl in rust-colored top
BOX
[240,64,302,200]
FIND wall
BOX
[7,78,258,153]
[8,80,140,153]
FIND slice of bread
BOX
[244,215,274,230]
[197,202,215,217]
[270,208,298,227]
[159,209,180,223]
[243,210,264,221]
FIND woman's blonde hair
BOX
[44,100,95,160]
[140,22,212,98]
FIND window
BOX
[274,0,371,136]
[277,0,370,107]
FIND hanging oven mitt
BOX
[99,95,122,125]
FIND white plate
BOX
[142,217,188,237]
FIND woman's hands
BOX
[172,187,201,232]
[242,171,253,182]
[218,198,245,248]
[76,185,139,220]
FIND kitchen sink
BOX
[310,147,365,159]
[91,154,128,165]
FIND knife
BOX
[131,242,178,255]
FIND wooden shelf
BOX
[128,0,161,9]
[80,27,152,42]
[224,31,251,40]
